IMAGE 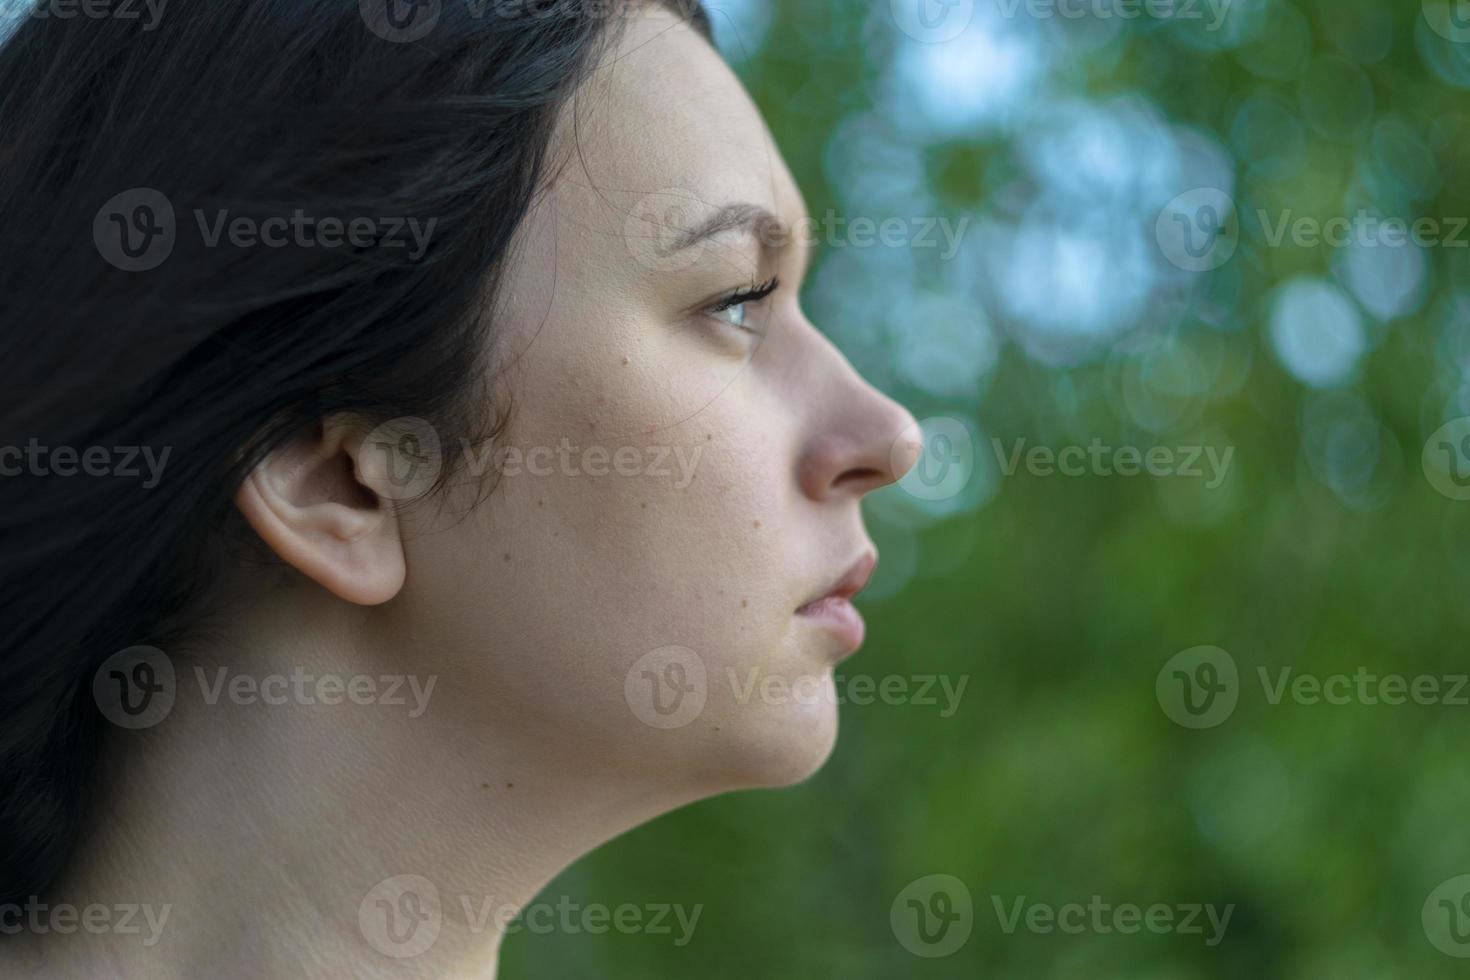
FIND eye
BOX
[704,276,780,334]
[710,301,751,331]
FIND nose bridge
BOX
[787,317,919,502]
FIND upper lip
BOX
[797,552,877,611]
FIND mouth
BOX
[795,552,877,653]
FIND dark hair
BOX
[0,0,708,908]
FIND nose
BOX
[796,347,920,503]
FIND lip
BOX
[796,552,877,652]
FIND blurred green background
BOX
[504,1,1470,976]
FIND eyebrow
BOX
[669,202,790,255]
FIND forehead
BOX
[545,8,805,245]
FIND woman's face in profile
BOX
[393,8,917,794]
[0,5,920,974]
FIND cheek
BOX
[395,325,838,786]
[494,310,790,634]
[502,357,789,661]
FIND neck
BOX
[8,588,690,979]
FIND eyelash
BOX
[704,275,781,330]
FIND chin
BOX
[756,712,840,788]
[705,676,843,790]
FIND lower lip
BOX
[796,596,866,651]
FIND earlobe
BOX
[233,420,407,606]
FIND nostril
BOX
[833,466,888,494]
[798,402,921,500]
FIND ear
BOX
[234,417,417,605]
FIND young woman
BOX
[0,1,918,975]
